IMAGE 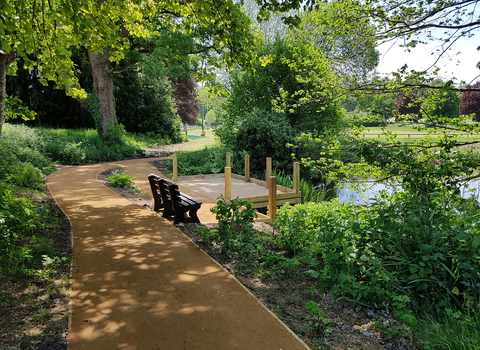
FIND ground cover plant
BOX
[1,123,180,165]
[0,125,73,349]
[105,167,140,193]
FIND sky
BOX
[376,36,480,85]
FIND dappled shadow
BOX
[48,159,308,350]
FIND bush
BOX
[175,145,245,176]
[0,141,48,190]
[275,192,480,323]
[344,110,386,127]
[233,112,296,177]
[209,195,257,252]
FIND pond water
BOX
[336,181,480,204]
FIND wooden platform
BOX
[176,173,302,209]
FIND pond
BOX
[336,181,480,204]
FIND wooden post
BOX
[172,154,178,181]
[245,154,250,182]
[225,166,231,199]
[226,152,231,167]
[293,162,300,192]
[268,176,277,220]
[266,157,272,189]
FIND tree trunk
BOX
[0,50,16,137]
[88,50,117,138]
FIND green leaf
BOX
[305,269,320,279]
[472,234,480,249]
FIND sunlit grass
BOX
[360,125,479,142]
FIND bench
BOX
[148,174,202,224]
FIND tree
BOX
[114,69,182,141]
[170,75,200,126]
[287,1,379,81]
[422,88,461,121]
[396,92,422,122]
[459,82,480,121]
[217,37,343,146]
[1,0,305,139]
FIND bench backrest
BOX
[148,174,164,211]
[148,174,176,212]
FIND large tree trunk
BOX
[0,50,16,137]
[88,50,117,138]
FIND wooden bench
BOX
[148,174,202,224]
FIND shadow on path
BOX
[48,158,309,350]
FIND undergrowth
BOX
[197,191,480,349]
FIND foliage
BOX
[115,69,183,142]
[210,195,257,252]
[34,127,145,165]
[344,93,397,125]
[415,304,480,350]
[84,94,103,136]
[422,88,461,121]
[272,168,335,203]
[0,133,55,190]
[233,112,296,177]
[459,82,480,122]
[396,92,422,122]
[305,300,333,340]
[105,167,139,192]
[170,74,200,126]
[287,0,379,82]
[6,54,93,129]
[0,182,55,277]
[197,86,227,126]
[4,97,37,122]
[219,37,343,144]
[275,194,480,323]
[0,0,271,138]
[362,0,480,53]
[344,111,386,127]
[175,145,244,176]
[3,124,146,166]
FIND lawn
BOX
[168,127,217,152]
[361,125,479,142]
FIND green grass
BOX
[360,125,479,142]
[181,128,217,151]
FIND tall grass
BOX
[272,169,335,203]
[415,304,480,349]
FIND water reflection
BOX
[336,181,480,204]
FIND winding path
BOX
[47,157,309,350]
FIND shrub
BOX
[233,112,296,177]
[275,192,480,324]
[176,145,245,176]
[210,195,257,252]
[344,110,386,127]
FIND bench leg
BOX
[173,211,186,225]
[162,205,175,219]
[188,206,201,224]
